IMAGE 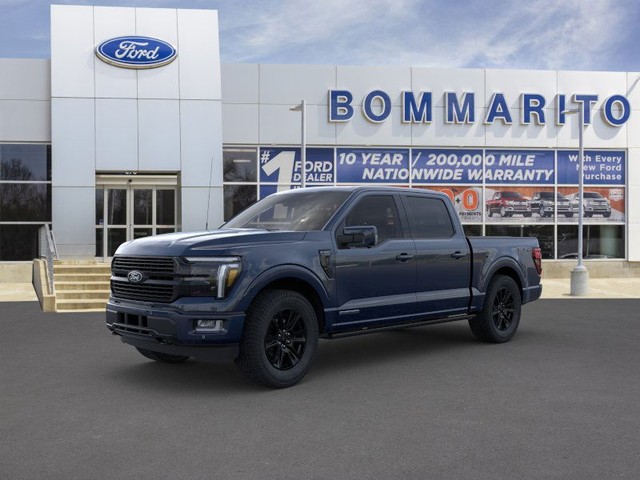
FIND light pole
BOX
[562,104,589,295]
[289,100,306,187]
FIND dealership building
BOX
[1,4,639,280]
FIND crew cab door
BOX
[401,194,471,317]
[333,194,416,326]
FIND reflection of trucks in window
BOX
[567,191,611,218]
[106,187,542,388]
[486,191,532,218]
[530,191,577,218]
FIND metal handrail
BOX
[38,224,58,294]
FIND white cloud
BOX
[0,0,634,70]
[218,0,633,71]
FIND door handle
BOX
[451,251,467,259]
[396,253,414,262]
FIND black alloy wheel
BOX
[264,309,307,370]
[237,289,319,388]
[492,287,515,331]
[468,274,521,343]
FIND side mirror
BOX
[337,225,378,248]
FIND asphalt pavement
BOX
[1,300,639,480]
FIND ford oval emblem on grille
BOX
[95,36,177,69]
[127,270,145,284]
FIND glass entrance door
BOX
[95,176,177,258]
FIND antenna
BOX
[205,156,214,231]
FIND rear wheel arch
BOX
[484,261,524,300]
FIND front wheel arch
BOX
[248,277,326,334]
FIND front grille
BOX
[111,255,178,303]
[111,281,176,303]
[112,256,175,274]
[112,312,150,335]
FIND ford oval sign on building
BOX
[95,36,177,69]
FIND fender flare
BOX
[481,256,526,294]
[235,264,331,312]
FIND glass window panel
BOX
[107,228,127,257]
[133,228,153,239]
[557,225,624,259]
[223,148,257,182]
[0,144,51,181]
[344,195,401,243]
[223,184,257,222]
[95,228,104,257]
[463,224,482,236]
[486,224,554,259]
[0,224,41,261]
[404,196,455,239]
[485,187,533,222]
[156,189,175,225]
[95,188,104,226]
[557,187,624,223]
[107,189,126,225]
[416,186,483,224]
[0,184,51,222]
[156,228,175,235]
[133,189,152,225]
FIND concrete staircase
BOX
[53,261,111,312]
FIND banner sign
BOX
[557,150,625,185]
[484,150,554,184]
[259,147,334,185]
[336,148,410,183]
[411,149,483,184]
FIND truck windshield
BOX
[223,190,351,231]
[501,192,522,199]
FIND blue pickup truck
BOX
[106,186,542,388]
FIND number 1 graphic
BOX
[262,151,296,192]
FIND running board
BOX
[326,314,475,339]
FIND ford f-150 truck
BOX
[486,190,533,217]
[106,187,542,388]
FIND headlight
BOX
[506,200,515,206]
[185,256,242,299]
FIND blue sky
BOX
[1,0,639,71]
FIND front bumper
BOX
[106,299,244,362]
[585,206,611,213]
[503,204,531,213]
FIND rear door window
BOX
[404,196,455,239]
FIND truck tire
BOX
[135,347,189,363]
[237,289,319,388]
[468,275,521,343]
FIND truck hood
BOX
[114,229,307,257]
